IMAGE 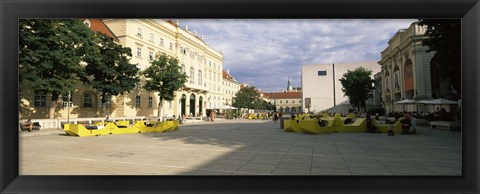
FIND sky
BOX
[179,19,416,92]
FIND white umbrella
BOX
[207,105,237,110]
[424,98,459,105]
[394,99,416,104]
[394,99,416,112]
[416,100,431,104]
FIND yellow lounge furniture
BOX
[372,118,404,134]
[336,118,367,132]
[283,119,301,132]
[64,124,111,137]
[298,119,336,134]
[108,122,139,135]
[135,121,165,133]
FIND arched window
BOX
[385,71,390,91]
[198,70,202,86]
[190,67,195,84]
[393,66,400,89]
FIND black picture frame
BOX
[1,0,479,193]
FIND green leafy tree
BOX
[232,86,261,109]
[82,32,140,116]
[418,19,461,99]
[142,53,188,117]
[19,19,99,118]
[339,67,374,112]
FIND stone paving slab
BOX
[19,119,462,175]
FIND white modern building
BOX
[301,62,381,113]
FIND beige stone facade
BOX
[378,22,436,113]
[103,19,224,118]
[19,19,225,119]
[221,70,241,107]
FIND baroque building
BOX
[221,69,241,107]
[103,19,224,118]
[262,77,303,113]
[19,19,226,119]
[378,22,436,113]
[19,19,121,119]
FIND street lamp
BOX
[67,91,71,123]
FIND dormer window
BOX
[83,19,91,28]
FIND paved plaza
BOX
[19,119,461,175]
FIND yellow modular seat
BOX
[170,120,180,131]
[298,119,336,134]
[347,113,356,118]
[108,122,139,135]
[64,124,111,137]
[372,118,404,134]
[162,120,179,132]
[336,118,367,132]
[135,121,165,133]
[283,119,301,132]
[64,124,75,136]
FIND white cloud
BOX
[180,19,416,92]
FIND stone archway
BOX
[199,96,203,116]
[180,94,186,116]
[189,94,196,116]
[404,59,414,98]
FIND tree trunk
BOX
[158,98,163,118]
[101,93,106,117]
[49,93,60,119]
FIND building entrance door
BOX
[181,94,186,116]
[189,94,196,116]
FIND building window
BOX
[169,101,173,109]
[137,28,142,37]
[169,43,173,50]
[280,100,283,104]
[149,33,154,42]
[149,51,154,60]
[135,96,141,108]
[286,100,289,103]
[83,93,93,108]
[198,70,202,86]
[292,100,295,103]
[318,70,327,76]
[83,19,91,28]
[62,92,73,108]
[148,96,153,108]
[159,38,164,47]
[181,64,186,73]
[34,90,47,107]
[190,67,195,84]
[136,47,142,57]
[394,73,400,89]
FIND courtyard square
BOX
[19,119,461,175]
